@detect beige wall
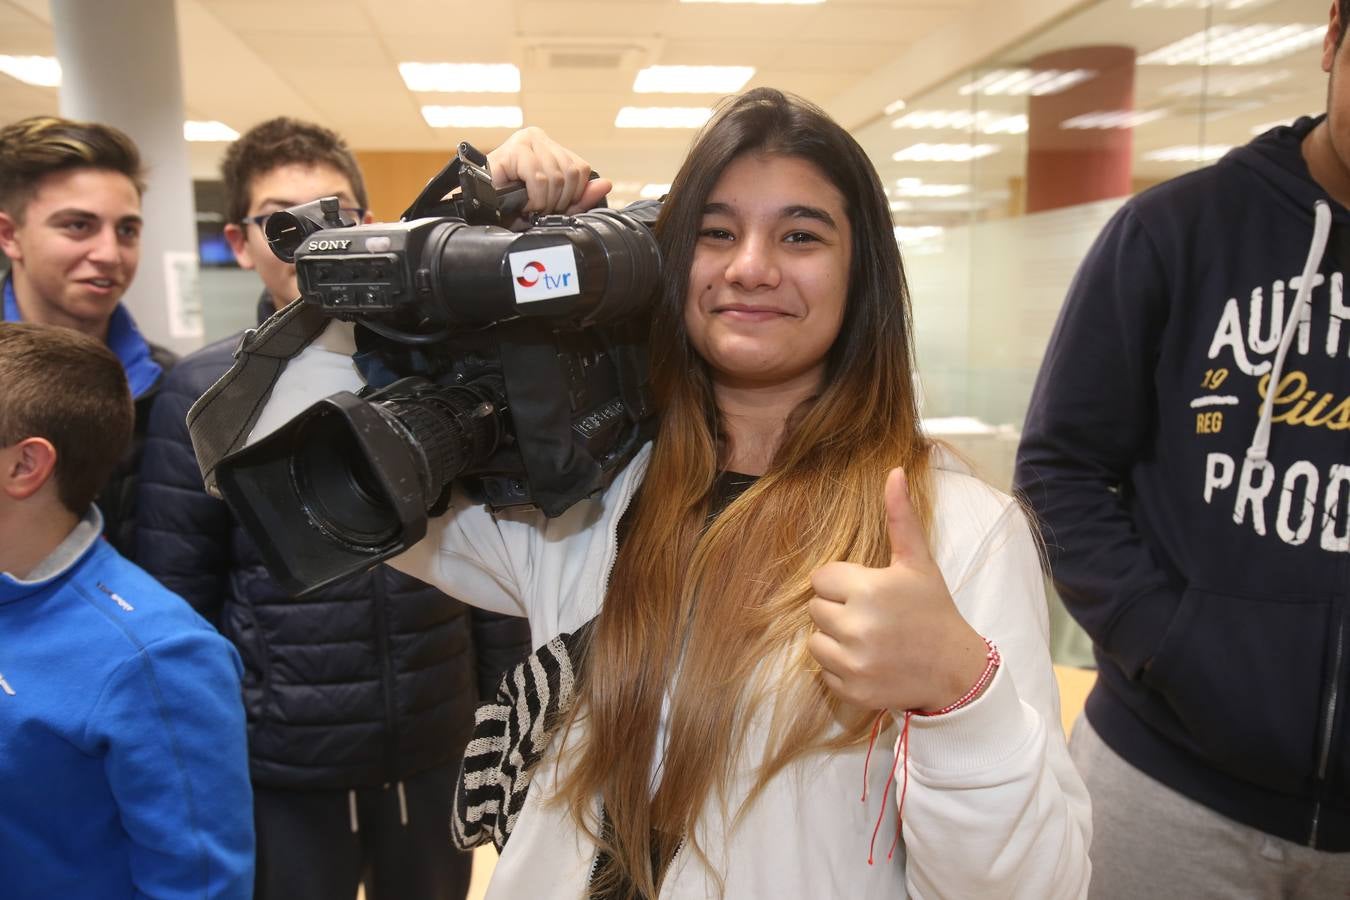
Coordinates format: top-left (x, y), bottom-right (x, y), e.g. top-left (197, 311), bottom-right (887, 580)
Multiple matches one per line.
top-left (354, 150), bottom-right (462, 223)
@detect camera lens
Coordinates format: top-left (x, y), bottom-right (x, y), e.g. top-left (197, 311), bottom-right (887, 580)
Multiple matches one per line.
top-left (290, 411), bottom-right (402, 548)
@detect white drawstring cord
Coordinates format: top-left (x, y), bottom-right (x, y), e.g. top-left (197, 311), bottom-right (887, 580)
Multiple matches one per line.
top-left (397, 781), bottom-right (409, 826)
top-left (1247, 200), bottom-right (1333, 462)
top-left (348, 789), bottom-right (360, 834)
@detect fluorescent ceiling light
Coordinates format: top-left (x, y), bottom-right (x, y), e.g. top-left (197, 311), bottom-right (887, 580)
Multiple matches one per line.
top-left (893, 225), bottom-right (945, 244)
top-left (894, 178), bottom-right (971, 197)
top-left (892, 143), bottom-right (999, 163)
top-left (616, 106), bottom-right (712, 128)
top-left (891, 110), bottom-right (1027, 135)
top-left (1061, 109), bottom-right (1168, 130)
top-left (960, 68), bottom-right (1094, 97)
top-left (640, 183), bottom-right (672, 198)
top-left (1249, 117), bottom-right (1292, 134)
top-left (1162, 69), bottom-right (1290, 97)
top-left (1139, 24), bottom-right (1325, 65)
top-left (1131, 0), bottom-right (1273, 8)
top-left (184, 120), bottom-right (239, 142)
top-left (1144, 144), bottom-right (1233, 162)
top-left (632, 66), bottom-right (754, 93)
top-left (399, 62), bottom-right (520, 93)
top-left (681, 0), bottom-right (825, 5)
top-left (883, 98), bottom-right (907, 115)
top-left (421, 105), bottom-right (523, 128)
top-left (0, 55), bottom-right (61, 87)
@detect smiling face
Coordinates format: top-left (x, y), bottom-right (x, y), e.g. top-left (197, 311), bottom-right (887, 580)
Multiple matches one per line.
top-left (0, 167), bottom-right (142, 340)
top-left (224, 161), bottom-right (364, 310)
top-left (684, 153), bottom-right (852, 399)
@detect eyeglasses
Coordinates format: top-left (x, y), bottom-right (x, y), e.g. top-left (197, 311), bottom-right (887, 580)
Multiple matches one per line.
top-left (239, 207), bottom-right (367, 230)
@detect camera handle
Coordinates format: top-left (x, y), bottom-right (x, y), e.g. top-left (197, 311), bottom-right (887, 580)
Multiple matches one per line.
top-left (400, 141), bottom-right (528, 227)
top-left (401, 141), bottom-right (604, 227)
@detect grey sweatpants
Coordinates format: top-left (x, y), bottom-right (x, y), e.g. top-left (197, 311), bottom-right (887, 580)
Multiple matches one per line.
top-left (1070, 715), bottom-right (1350, 900)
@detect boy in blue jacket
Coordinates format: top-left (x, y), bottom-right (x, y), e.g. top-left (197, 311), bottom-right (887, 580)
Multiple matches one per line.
top-left (0, 322), bottom-right (253, 899)
top-left (1016, 2), bottom-right (1350, 896)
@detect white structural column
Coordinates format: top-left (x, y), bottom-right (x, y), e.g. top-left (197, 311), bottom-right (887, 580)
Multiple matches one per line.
top-left (51, 0), bottom-right (201, 354)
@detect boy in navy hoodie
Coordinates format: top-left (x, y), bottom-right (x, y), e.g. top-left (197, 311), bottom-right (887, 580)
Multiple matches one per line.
top-left (1016, 2), bottom-right (1350, 896)
top-left (0, 322), bottom-right (252, 899)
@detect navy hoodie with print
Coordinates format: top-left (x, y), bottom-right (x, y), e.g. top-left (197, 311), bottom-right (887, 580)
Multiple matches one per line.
top-left (1015, 115), bottom-right (1350, 850)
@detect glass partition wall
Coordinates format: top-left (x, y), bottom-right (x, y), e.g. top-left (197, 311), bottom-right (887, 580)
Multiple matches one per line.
top-left (857, 0), bottom-right (1326, 436)
top-left (853, 0), bottom-right (1329, 662)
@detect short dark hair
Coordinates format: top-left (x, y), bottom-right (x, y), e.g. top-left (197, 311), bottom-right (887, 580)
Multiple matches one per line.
top-left (0, 322), bottom-right (133, 515)
top-left (220, 117), bottom-right (368, 225)
top-left (0, 116), bottom-right (145, 223)
top-left (1341, 0), bottom-right (1349, 49)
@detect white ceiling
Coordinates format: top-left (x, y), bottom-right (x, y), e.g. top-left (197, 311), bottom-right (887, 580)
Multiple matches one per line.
top-left (0, 0), bottom-right (1333, 213)
top-left (0, 0), bottom-right (984, 194)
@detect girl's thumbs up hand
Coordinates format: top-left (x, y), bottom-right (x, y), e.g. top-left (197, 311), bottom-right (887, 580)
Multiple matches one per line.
top-left (807, 468), bottom-right (988, 713)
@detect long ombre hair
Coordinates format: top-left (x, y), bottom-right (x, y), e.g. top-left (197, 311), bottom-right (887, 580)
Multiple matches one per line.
top-left (558, 88), bottom-right (934, 898)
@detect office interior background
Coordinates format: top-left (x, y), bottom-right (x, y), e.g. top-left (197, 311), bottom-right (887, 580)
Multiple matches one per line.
top-left (0, 0), bottom-right (1328, 685)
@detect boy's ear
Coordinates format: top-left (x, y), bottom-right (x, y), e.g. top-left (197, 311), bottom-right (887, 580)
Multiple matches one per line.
top-left (1, 437), bottom-right (58, 501)
top-left (1325, 0), bottom-right (1342, 73)
top-left (0, 209), bottom-right (22, 261)
top-left (223, 222), bottom-right (256, 271)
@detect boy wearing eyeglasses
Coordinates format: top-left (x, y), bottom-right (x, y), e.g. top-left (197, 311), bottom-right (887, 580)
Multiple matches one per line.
top-left (136, 117), bottom-right (532, 900)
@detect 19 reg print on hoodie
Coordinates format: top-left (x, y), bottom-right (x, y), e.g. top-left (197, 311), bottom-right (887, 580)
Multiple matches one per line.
top-left (1015, 115), bottom-right (1350, 849)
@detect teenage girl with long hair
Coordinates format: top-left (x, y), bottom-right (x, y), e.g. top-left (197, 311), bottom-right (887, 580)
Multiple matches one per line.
top-left (252, 88), bottom-right (1091, 898)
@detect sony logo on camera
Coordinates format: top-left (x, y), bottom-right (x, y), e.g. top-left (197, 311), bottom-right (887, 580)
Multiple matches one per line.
top-left (509, 244), bottom-right (582, 304)
top-left (306, 239), bottom-right (353, 251)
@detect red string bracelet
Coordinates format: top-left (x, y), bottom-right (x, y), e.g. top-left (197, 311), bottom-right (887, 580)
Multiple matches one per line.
top-left (861, 637), bottom-right (1001, 865)
top-left (912, 637), bottom-right (1001, 718)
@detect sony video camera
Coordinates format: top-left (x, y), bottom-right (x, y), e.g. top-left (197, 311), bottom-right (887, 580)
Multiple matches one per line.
top-left (212, 143), bottom-right (661, 594)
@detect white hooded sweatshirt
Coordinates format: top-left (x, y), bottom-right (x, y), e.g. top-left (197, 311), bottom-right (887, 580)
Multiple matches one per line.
top-left (252, 321), bottom-right (1092, 899)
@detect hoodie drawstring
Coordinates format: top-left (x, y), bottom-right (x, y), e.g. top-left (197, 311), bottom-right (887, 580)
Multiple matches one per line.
top-left (348, 782), bottom-right (408, 832)
top-left (1247, 200), bottom-right (1333, 462)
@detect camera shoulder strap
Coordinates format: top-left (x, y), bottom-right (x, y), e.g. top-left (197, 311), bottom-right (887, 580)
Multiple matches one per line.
top-left (186, 298), bottom-right (331, 497)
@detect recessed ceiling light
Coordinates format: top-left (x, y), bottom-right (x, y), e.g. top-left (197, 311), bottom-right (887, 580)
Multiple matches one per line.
top-left (184, 121), bottom-right (239, 142)
top-left (616, 107), bottom-right (712, 128)
top-left (884, 98), bottom-right (907, 115)
top-left (892, 143), bottom-right (999, 162)
top-left (891, 110), bottom-right (1027, 135)
top-left (1143, 144), bottom-right (1233, 162)
top-left (399, 63), bottom-right (521, 93)
top-left (894, 178), bottom-right (972, 197)
top-left (640, 183), bottom-right (672, 198)
top-left (1139, 24), bottom-right (1325, 65)
top-left (1130, 0), bottom-right (1273, 9)
top-left (893, 225), bottom-right (945, 244)
top-left (1061, 109), bottom-right (1168, 129)
top-left (681, 0), bottom-right (825, 5)
top-left (1249, 117), bottom-right (1292, 134)
top-left (421, 105), bottom-right (523, 128)
top-left (0, 55), bottom-right (61, 87)
top-left (1162, 69), bottom-right (1291, 97)
top-left (960, 68), bottom-right (1094, 97)
top-left (632, 66), bottom-right (754, 93)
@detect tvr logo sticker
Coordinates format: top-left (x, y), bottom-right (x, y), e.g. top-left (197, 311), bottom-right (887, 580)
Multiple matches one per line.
top-left (509, 244), bottom-right (581, 303)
